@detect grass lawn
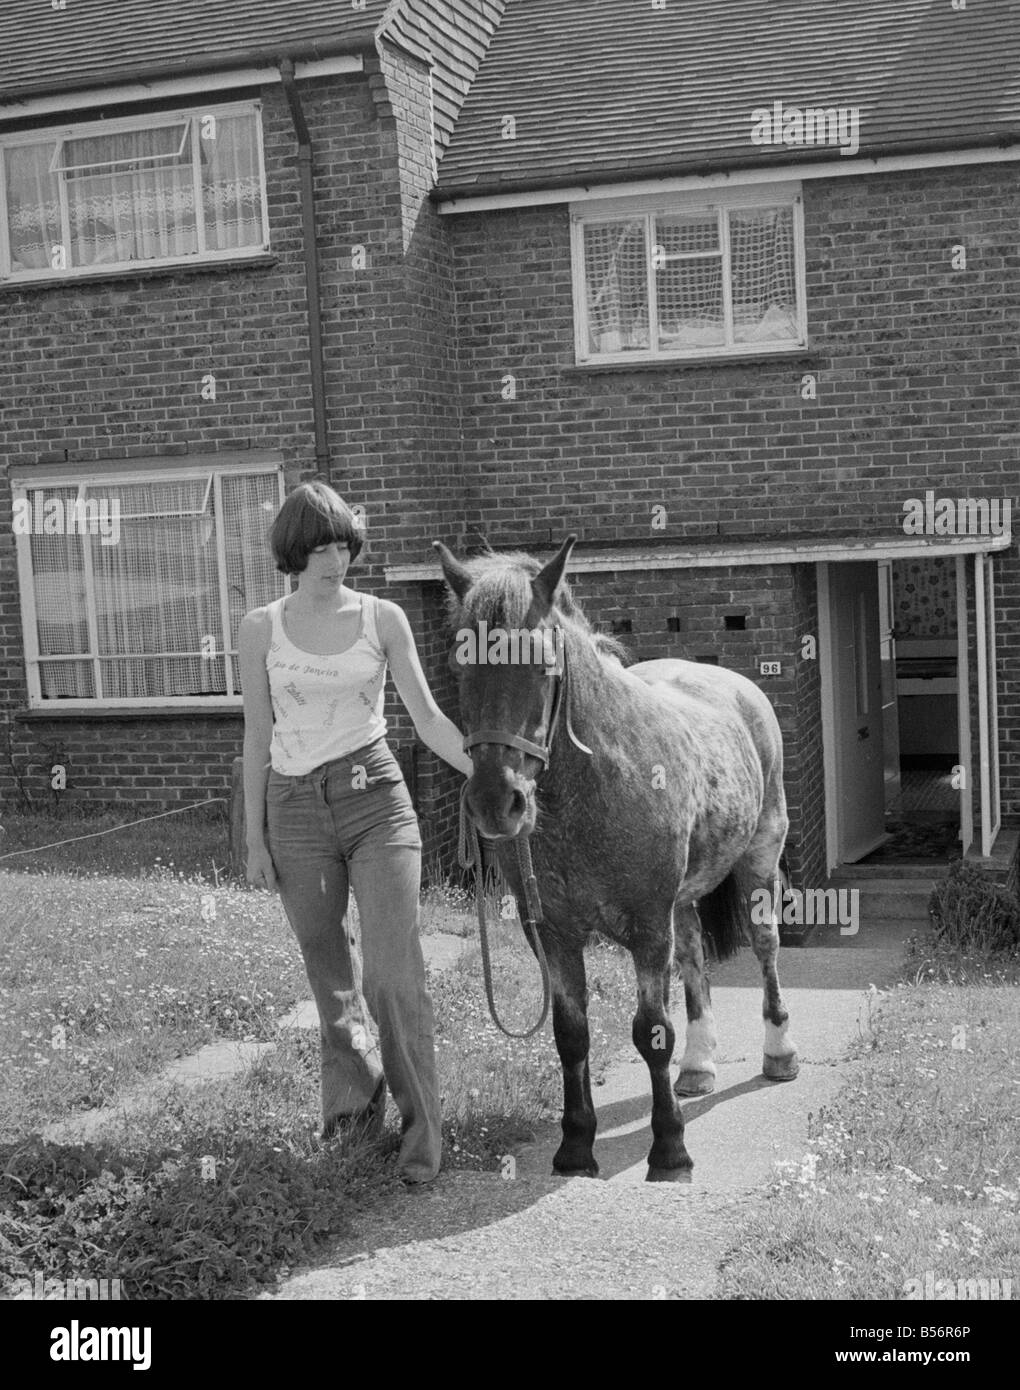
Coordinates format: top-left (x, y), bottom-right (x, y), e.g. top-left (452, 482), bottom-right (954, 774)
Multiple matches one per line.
top-left (0, 804), bottom-right (232, 883)
top-left (0, 807), bottom-right (637, 1297)
top-left (718, 969), bottom-right (1020, 1299)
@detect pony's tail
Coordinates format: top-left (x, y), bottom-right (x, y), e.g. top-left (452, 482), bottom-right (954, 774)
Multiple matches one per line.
top-left (697, 873), bottom-right (747, 962)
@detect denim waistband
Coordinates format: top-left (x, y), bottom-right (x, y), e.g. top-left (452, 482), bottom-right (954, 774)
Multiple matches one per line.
top-left (270, 737), bottom-right (392, 784)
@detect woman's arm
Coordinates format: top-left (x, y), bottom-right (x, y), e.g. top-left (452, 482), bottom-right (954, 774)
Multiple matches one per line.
top-left (237, 607), bottom-right (279, 887)
top-left (377, 600), bottom-right (474, 777)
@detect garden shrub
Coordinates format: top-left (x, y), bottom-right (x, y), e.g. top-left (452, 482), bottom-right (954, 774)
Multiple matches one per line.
top-left (928, 861), bottom-right (1020, 955)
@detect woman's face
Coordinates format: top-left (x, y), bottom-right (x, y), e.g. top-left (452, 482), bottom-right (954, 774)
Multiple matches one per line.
top-left (301, 540), bottom-right (351, 591)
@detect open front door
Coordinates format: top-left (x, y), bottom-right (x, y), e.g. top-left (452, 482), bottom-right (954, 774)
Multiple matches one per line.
top-left (829, 562), bottom-right (887, 863)
top-left (956, 557), bottom-right (974, 855)
top-left (976, 553), bottom-right (1001, 857)
top-left (878, 560), bottom-right (901, 813)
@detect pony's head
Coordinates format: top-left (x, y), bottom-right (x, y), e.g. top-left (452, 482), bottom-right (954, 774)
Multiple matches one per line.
top-left (434, 534), bottom-right (580, 840)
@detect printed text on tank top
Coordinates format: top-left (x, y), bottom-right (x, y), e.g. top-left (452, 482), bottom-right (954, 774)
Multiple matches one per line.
top-left (265, 592), bottom-right (389, 775)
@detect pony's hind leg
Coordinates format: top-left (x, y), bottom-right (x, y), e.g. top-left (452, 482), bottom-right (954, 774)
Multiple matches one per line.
top-left (673, 902), bottom-right (718, 1096)
top-left (736, 822), bottom-right (799, 1083)
top-left (632, 927), bottom-right (693, 1180)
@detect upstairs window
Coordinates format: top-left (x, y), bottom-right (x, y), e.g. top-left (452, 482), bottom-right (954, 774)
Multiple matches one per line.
top-left (1, 102), bottom-right (268, 281)
top-left (571, 185), bottom-right (806, 363)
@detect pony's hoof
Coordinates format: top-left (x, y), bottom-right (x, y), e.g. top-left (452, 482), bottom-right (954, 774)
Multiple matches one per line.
top-left (553, 1163), bottom-right (599, 1179)
top-left (762, 1052), bottom-right (799, 1082)
top-left (646, 1165), bottom-right (693, 1184)
top-left (674, 1069), bottom-right (716, 1096)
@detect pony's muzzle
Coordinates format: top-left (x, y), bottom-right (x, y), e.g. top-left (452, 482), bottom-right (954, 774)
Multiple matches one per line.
top-left (465, 770), bottom-right (535, 840)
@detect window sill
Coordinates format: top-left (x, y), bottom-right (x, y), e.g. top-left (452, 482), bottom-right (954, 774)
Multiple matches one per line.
top-left (565, 349), bottom-right (819, 374)
top-left (16, 706), bottom-right (244, 721)
top-left (0, 253), bottom-right (278, 294)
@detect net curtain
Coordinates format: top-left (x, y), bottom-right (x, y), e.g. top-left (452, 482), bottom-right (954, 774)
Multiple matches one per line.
top-left (5, 114), bottom-right (262, 272)
top-left (30, 474), bottom-right (282, 701)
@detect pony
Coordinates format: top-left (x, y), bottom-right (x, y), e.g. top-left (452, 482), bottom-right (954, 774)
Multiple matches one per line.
top-left (434, 534), bottom-right (799, 1181)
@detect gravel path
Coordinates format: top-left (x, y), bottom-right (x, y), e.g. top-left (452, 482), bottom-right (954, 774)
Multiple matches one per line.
top-left (261, 939), bottom-right (903, 1301)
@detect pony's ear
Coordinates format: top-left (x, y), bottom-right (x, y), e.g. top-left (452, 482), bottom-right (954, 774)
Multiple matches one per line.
top-left (433, 540), bottom-right (473, 601)
top-left (531, 534), bottom-right (578, 613)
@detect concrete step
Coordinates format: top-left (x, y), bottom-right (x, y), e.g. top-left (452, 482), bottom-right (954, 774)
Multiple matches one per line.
top-left (857, 896), bottom-right (934, 922)
top-left (828, 861), bottom-right (954, 882)
top-left (827, 877), bottom-right (937, 925)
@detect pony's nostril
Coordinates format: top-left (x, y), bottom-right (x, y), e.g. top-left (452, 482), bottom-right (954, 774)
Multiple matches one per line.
top-left (509, 789), bottom-right (526, 819)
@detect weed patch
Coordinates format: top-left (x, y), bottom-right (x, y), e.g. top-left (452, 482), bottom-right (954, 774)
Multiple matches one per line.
top-left (718, 982), bottom-right (1019, 1299)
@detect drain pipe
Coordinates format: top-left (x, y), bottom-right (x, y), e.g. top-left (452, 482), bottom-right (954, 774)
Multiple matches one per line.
top-left (279, 58), bottom-right (331, 480)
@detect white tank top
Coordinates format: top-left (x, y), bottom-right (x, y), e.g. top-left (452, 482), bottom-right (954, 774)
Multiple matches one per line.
top-left (265, 592), bottom-right (388, 775)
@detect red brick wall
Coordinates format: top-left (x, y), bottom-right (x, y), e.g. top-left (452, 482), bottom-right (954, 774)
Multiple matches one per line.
top-left (0, 53), bottom-right (462, 826)
top-left (2, 58), bottom-right (1015, 886)
top-left (444, 162), bottom-right (1020, 820)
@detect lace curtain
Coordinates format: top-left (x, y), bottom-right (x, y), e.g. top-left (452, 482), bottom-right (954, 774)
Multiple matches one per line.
top-left (583, 206), bottom-right (797, 354)
top-left (5, 111), bottom-right (263, 272)
top-left (30, 472), bottom-right (284, 700)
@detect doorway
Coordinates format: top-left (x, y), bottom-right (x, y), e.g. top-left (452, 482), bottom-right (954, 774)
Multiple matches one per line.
top-left (818, 552), bottom-right (1001, 871)
top-left (824, 561), bottom-right (889, 863)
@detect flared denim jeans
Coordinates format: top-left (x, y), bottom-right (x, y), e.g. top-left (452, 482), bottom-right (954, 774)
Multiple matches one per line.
top-left (266, 738), bottom-right (441, 1182)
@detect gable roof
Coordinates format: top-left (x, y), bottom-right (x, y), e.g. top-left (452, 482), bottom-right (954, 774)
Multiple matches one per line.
top-left (0, 0), bottom-right (418, 104)
top-left (437, 0), bottom-right (1020, 196)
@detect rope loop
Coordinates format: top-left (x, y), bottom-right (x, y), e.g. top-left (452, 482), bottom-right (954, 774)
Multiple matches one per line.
top-left (458, 782), bottom-right (551, 1040)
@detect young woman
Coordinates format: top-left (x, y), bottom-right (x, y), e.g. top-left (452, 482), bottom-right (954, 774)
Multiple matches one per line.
top-left (238, 482), bottom-right (472, 1184)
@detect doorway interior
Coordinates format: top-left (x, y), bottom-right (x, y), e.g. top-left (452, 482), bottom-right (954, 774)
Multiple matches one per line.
top-left (818, 550), bottom-right (1001, 872)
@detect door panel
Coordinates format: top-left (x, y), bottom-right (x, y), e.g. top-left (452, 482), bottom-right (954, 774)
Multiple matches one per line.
top-left (830, 562), bottom-right (887, 862)
top-left (878, 560), bottom-right (901, 813)
top-left (976, 553), bottom-right (1001, 857)
top-left (956, 556), bottom-right (973, 855)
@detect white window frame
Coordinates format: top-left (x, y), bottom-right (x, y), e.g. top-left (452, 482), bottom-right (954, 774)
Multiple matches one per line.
top-left (570, 182), bottom-right (807, 365)
top-left (0, 100), bottom-right (270, 284)
top-left (12, 457), bottom-right (286, 710)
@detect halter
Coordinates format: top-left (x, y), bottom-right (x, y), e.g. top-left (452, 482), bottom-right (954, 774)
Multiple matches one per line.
top-left (461, 626), bottom-right (593, 767)
top-left (456, 624), bottom-right (592, 1039)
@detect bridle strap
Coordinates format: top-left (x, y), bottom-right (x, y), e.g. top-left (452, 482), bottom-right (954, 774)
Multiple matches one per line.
top-left (456, 625), bottom-right (591, 1039)
top-left (461, 629), bottom-right (591, 767)
top-left (457, 782), bottom-right (551, 1040)
top-left (464, 730), bottom-right (550, 764)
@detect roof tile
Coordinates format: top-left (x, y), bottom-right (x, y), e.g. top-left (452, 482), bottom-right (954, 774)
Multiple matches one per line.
top-left (437, 0), bottom-right (1020, 194)
top-left (0, 0), bottom-right (393, 102)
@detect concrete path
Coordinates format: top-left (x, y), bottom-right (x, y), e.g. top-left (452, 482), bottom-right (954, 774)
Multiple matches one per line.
top-left (40, 916), bottom-right (907, 1298)
top-left (261, 935), bottom-right (906, 1301)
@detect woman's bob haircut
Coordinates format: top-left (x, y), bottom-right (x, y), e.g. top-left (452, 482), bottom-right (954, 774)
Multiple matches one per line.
top-left (269, 482), bottom-right (366, 574)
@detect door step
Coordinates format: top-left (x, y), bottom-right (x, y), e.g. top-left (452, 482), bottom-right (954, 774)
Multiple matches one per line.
top-left (779, 875), bottom-right (936, 947)
top-left (828, 861), bottom-right (956, 882)
top-left (827, 875), bottom-right (936, 924)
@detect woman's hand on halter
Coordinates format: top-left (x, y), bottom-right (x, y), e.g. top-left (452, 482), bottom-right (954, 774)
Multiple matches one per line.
top-left (246, 840), bottom-right (279, 893)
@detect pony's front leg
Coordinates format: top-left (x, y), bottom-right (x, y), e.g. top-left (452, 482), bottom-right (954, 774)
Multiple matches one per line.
top-left (542, 935), bottom-right (598, 1177)
top-left (633, 935), bottom-right (693, 1181)
top-left (673, 903), bottom-right (718, 1096)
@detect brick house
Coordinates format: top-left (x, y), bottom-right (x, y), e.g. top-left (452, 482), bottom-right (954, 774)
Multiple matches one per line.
top-left (1, 0), bottom-right (1017, 893)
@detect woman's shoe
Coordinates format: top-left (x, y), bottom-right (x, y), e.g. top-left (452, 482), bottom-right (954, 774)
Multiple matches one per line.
top-left (321, 1077), bottom-right (386, 1144)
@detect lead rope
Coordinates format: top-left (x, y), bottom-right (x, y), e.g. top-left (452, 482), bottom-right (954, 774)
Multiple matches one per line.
top-left (458, 782), bottom-right (552, 1040)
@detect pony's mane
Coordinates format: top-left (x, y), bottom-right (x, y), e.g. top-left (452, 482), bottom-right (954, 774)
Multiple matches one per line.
top-left (444, 547), bottom-right (629, 664)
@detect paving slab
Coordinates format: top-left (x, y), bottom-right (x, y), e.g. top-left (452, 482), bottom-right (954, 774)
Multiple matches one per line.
top-left (41, 1041), bottom-right (277, 1145)
top-left (40, 931), bottom-right (476, 1143)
